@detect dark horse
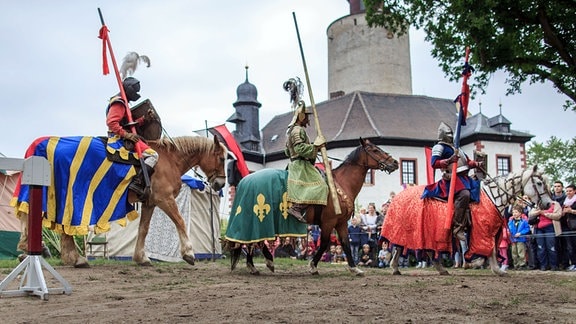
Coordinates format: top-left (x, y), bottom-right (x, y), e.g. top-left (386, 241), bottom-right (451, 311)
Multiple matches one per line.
top-left (14, 135), bottom-right (227, 267)
top-left (226, 138), bottom-right (398, 275)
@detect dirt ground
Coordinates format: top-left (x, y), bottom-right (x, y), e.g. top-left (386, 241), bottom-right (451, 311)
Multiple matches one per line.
top-left (1, 258), bottom-right (575, 324)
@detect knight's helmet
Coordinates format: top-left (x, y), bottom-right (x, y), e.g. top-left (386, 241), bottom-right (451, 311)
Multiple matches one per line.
top-left (119, 52), bottom-right (151, 102)
top-left (284, 77), bottom-right (311, 127)
top-left (437, 122), bottom-right (454, 144)
top-left (122, 77), bottom-right (141, 102)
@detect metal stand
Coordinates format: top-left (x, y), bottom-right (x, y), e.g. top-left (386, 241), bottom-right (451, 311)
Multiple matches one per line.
top-left (0, 156), bottom-right (72, 300)
top-left (0, 255), bottom-right (72, 300)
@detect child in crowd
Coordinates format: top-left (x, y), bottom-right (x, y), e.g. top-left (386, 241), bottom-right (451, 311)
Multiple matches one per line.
top-left (378, 241), bottom-right (391, 268)
top-left (321, 244), bottom-right (337, 262)
top-left (348, 216), bottom-right (362, 265)
top-left (508, 205), bottom-right (531, 269)
top-left (332, 245), bottom-right (347, 264)
top-left (499, 223), bottom-right (511, 271)
top-left (358, 244), bottom-right (373, 267)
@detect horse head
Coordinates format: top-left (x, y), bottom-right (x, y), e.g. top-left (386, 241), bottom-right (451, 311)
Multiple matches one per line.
top-left (358, 138), bottom-right (399, 174)
top-left (201, 136), bottom-right (228, 192)
top-left (520, 165), bottom-right (553, 209)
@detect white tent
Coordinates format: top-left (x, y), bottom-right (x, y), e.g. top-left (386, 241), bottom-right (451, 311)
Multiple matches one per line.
top-left (0, 170), bottom-right (21, 259)
top-left (89, 179), bottom-right (222, 261)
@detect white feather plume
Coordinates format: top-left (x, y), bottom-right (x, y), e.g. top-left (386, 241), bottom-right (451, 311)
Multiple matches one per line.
top-left (120, 52), bottom-right (151, 80)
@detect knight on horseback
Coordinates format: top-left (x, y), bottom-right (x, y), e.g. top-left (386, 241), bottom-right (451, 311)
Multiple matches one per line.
top-left (106, 76), bottom-right (158, 201)
top-left (421, 122), bottom-right (483, 241)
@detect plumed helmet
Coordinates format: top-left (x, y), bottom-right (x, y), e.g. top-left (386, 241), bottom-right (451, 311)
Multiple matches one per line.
top-left (437, 122), bottom-right (454, 143)
top-left (122, 77), bottom-right (141, 102)
top-left (288, 100), bottom-right (312, 127)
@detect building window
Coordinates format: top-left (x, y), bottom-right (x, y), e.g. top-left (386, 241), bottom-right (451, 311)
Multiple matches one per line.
top-left (364, 169), bottom-right (374, 185)
top-left (400, 159), bottom-right (417, 185)
top-left (496, 155), bottom-right (511, 176)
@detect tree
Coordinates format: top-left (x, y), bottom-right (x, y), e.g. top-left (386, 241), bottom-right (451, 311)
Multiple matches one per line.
top-left (526, 136), bottom-right (576, 185)
top-left (364, 0), bottom-right (576, 111)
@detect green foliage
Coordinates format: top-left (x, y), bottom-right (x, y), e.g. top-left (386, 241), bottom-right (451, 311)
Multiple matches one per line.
top-left (526, 136), bottom-right (576, 185)
top-left (364, 0), bottom-right (576, 111)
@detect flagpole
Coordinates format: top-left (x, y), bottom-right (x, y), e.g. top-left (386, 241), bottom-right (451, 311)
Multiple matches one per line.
top-left (443, 47), bottom-right (471, 240)
top-left (292, 12), bottom-right (341, 215)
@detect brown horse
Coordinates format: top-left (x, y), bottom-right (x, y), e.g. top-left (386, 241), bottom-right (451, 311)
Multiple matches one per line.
top-left (15, 135), bottom-right (227, 267)
top-left (383, 165), bottom-right (553, 276)
top-left (227, 138), bottom-right (398, 275)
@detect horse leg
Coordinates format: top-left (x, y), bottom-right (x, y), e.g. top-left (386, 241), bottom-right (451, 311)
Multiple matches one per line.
top-left (245, 244), bottom-right (259, 275)
top-left (134, 204), bottom-right (155, 266)
top-left (391, 245), bottom-right (403, 275)
top-left (61, 233), bottom-right (89, 268)
top-left (310, 230), bottom-right (331, 275)
top-left (428, 251), bottom-right (449, 275)
top-left (154, 199), bottom-right (196, 265)
top-left (489, 246), bottom-right (508, 276)
top-left (261, 243), bottom-right (275, 273)
top-left (335, 222), bottom-right (364, 276)
top-left (229, 241), bottom-right (242, 271)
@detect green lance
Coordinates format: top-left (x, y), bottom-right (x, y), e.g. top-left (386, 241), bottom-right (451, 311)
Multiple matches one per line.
top-left (292, 12), bottom-right (341, 215)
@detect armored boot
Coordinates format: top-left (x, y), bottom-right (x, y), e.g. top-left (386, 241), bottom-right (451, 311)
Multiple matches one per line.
top-left (288, 203), bottom-right (309, 223)
top-left (128, 164), bottom-right (154, 201)
top-left (452, 208), bottom-right (468, 241)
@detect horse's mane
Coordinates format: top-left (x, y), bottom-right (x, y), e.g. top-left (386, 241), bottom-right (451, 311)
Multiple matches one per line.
top-left (150, 136), bottom-right (215, 155)
top-left (338, 145), bottom-right (363, 167)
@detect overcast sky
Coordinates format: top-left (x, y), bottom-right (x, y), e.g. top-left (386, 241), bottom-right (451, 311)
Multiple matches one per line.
top-left (1, 1), bottom-right (573, 159)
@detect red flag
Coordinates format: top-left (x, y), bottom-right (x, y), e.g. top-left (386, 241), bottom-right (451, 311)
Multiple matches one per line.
top-left (98, 26), bottom-right (110, 75)
top-left (209, 124), bottom-right (249, 178)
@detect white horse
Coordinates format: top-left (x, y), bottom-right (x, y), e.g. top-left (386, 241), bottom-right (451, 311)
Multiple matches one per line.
top-left (383, 165), bottom-right (553, 276)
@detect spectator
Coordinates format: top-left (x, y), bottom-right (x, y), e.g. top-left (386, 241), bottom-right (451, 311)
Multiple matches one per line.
top-left (321, 244), bottom-right (336, 263)
top-left (561, 184), bottom-right (576, 271)
top-left (378, 241), bottom-right (391, 268)
top-left (551, 181), bottom-right (568, 269)
top-left (508, 205), bottom-right (531, 270)
top-left (358, 244), bottom-right (374, 267)
top-left (348, 216), bottom-right (362, 265)
top-left (361, 202), bottom-right (381, 249)
top-left (41, 240), bottom-right (52, 258)
top-left (332, 245), bottom-right (347, 264)
top-left (499, 220), bottom-right (511, 271)
top-left (274, 237), bottom-right (297, 259)
top-left (529, 201), bottom-right (563, 271)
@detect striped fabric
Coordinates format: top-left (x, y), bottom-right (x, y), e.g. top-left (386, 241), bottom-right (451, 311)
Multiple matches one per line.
top-left (12, 136), bottom-right (138, 235)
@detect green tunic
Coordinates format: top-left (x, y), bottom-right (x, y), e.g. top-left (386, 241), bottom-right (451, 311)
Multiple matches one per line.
top-left (285, 126), bottom-right (328, 205)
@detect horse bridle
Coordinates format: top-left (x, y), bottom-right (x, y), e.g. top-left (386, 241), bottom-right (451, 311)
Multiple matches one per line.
top-left (524, 170), bottom-right (550, 208)
top-left (362, 143), bottom-right (395, 174)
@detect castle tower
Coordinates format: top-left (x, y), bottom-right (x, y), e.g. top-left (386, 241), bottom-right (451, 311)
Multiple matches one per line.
top-left (228, 66), bottom-right (262, 152)
top-left (327, 0), bottom-right (413, 98)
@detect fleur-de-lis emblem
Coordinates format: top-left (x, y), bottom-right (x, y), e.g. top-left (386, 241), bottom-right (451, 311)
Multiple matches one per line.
top-left (235, 205), bottom-right (242, 216)
top-left (253, 193), bottom-right (270, 222)
top-left (280, 192), bottom-right (291, 219)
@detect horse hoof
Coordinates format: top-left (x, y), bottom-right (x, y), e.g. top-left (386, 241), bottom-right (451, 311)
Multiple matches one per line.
top-left (182, 255), bottom-right (196, 266)
top-left (439, 270), bottom-right (450, 275)
top-left (310, 270), bottom-right (319, 276)
top-left (265, 259), bottom-right (275, 273)
top-left (138, 261), bottom-right (153, 267)
top-left (74, 262), bottom-right (90, 269)
top-left (347, 267), bottom-right (364, 277)
top-left (392, 270), bottom-right (402, 275)
top-left (250, 270), bottom-right (260, 276)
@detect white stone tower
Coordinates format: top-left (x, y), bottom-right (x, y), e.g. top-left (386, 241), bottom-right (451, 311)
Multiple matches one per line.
top-left (327, 0), bottom-right (412, 98)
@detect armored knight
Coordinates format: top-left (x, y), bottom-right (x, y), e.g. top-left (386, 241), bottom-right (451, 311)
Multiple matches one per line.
top-left (421, 122), bottom-right (483, 241)
top-left (105, 53), bottom-right (158, 201)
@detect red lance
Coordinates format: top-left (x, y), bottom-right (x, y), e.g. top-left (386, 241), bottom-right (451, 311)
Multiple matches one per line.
top-left (442, 47), bottom-right (472, 241)
top-left (97, 8), bottom-right (143, 159)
